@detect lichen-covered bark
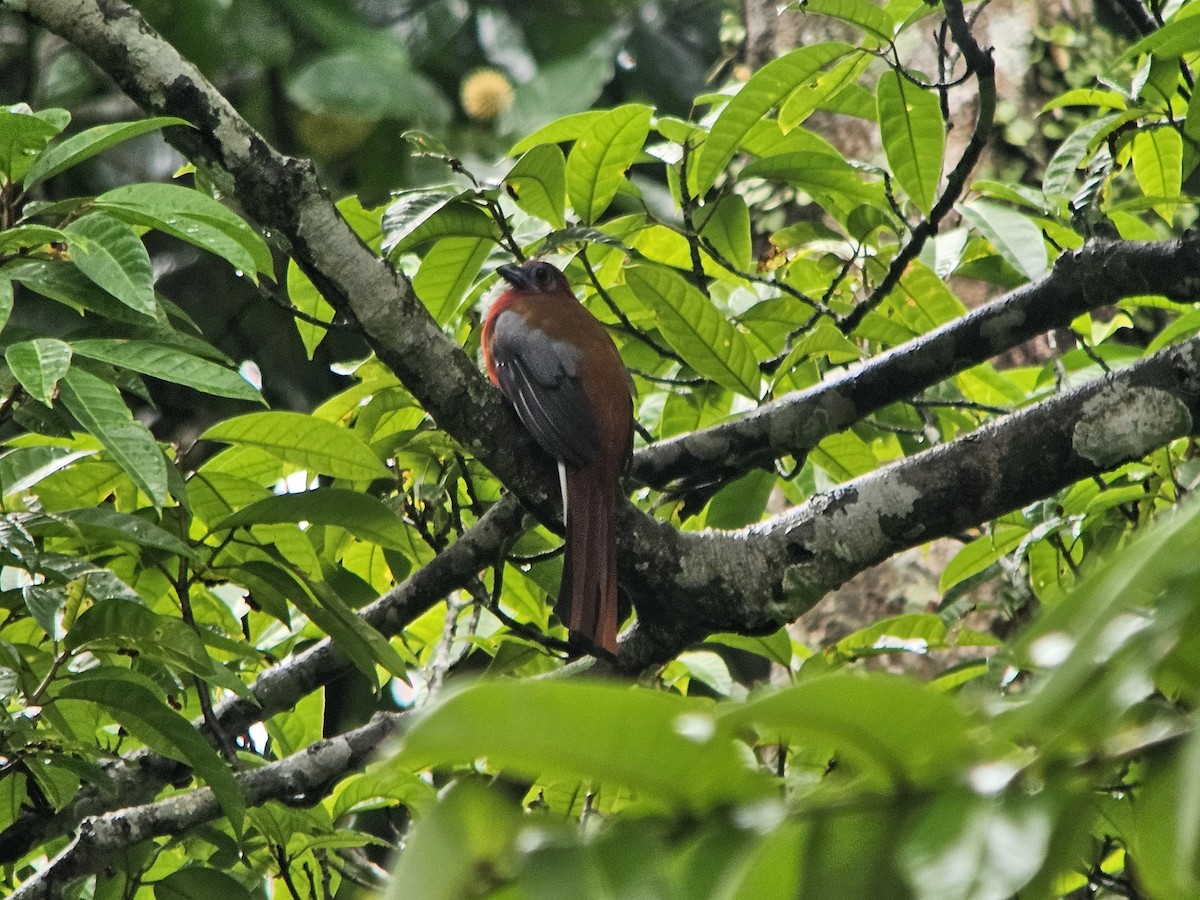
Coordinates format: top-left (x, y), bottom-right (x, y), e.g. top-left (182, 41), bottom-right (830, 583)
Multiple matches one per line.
top-left (616, 334), bottom-right (1200, 671)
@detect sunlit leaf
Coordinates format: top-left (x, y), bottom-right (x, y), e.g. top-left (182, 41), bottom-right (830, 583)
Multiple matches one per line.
top-left (25, 116), bottom-right (190, 188)
top-left (201, 411), bottom-right (391, 482)
top-left (506, 144), bottom-right (567, 228)
top-left (625, 264), bottom-right (761, 399)
top-left (5, 338), bottom-right (72, 406)
top-left (412, 236), bottom-right (491, 325)
top-left (697, 43), bottom-right (854, 192)
top-left (877, 66), bottom-right (944, 215)
top-left (70, 338), bottom-right (263, 403)
top-left (566, 104), bottom-right (653, 224)
top-left (58, 367), bottom-right (168, 509)
top-left (62, 213), bottom-right (157, 317)
top-left (791, 0), bottom-right (895, 42)
top-left (1132, 127), bottom-right (1183, 223)
top-left (95, 182), bottom-right (272, 280)
top-left (958, 200), bottom-right (1048, 282)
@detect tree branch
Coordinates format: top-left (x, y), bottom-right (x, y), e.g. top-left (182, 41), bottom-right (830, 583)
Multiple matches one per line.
top-left (841, 0), bottom-right (996, 333)
top-left (633, 232), bottom-right (1200, 491)
top-left (13, 0), bottom-right (1200, 876)
top-left (0, 495), bottom-right (525, 865)
top-left (10, 712), bottom-right (405, 900)
top-left (617, 332), bottom-right (1200, 670)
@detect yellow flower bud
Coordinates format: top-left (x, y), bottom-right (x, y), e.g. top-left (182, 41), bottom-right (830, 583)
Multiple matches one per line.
top-left (460, 68), bottom-right (514, 123)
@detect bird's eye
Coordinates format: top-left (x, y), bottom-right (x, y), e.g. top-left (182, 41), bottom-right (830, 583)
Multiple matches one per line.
top-left (532, 263), bottom-right (554, 289)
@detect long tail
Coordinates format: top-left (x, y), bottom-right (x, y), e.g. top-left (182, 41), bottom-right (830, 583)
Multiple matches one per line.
top-left (560, 464), bottom-right (619, 656)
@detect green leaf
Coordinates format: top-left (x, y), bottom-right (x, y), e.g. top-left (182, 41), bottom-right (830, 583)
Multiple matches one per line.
top-left (411, 236), bottom-right (491, 325)
top-left (1128, 723), bottom-right (1200, 900)
top-left (697, 43), bottom-right (853, 193)
top-left (95, 183), bottom-right (272, 281)
top-left (774, 321), bottom-right (863, 381)
top-left (1039, 88), bottom-right (1128, 114)
top-left (65, 599), bottom-right (240, 694)
top-left (0, 107), bottom-right (67, 182)
top-left (0, 446), bottom-right (92, 496)
top-left (397, 680), bottom-right (773, 807)
top-left (873, 259), bottom-right (966, 331)
top-left (332, 763), bottom-right (435, 820)
top-left (698, 194), bottom-right (752, 270)
top-left (57, 674), bottom-right (244, 836)
top-left (508, 110), bottom-right (606, 155)
top-left (5, 338), bottom-right (72, 405)
top-left (285, 262), bottom-right (334, 360)
top-left (23, 584), bottom-right (65, 638)
top-left (876, 67), bottom-right (944, 215)
top-left (958, 200), bottom-right (1048, 282)
top-left (385, 781), bottom-right (521, 900)
top-left (69, 338), bottom-right (262, 403)
top-left (793, 0), bottom-right (895, 42)
top-left (704, 469), bottom-right (776, 529)
top-left (626, 265), bottom-right (760, 399)
top-left (1132, 127), bottom-right (1183, 223)
top-left (3, 258), bottom-right (155, 324)
top-left (505, 144), bottom-right (567, 228)
top-left (720, 672), bottom-right (976, 785)
top-left (201, 411), bottom-right (391, 482)
top-left (940, 523), bottom-right (1028, 593)
top-left (28, 507), bottom-right (193, 557)
top-left (0, 275), bottom-right (10, 333)
top-left (24, 116), bottom-right (190, 188)
top-left (831, 613), bottom-right (952, 661)
top-left (58, 367), bottom-right (169, 509)
top-left (1002, 494), bottom-right (1200, 747)
top-left (1119, 13), bottom-right (1200, 63)
top-left (779, 51), bottom-right (874, 132)
top-left (382, 190), bottom-right (497, 256)
top-left (706, 628), bottom-right (794, 667)
top-left (154, 868), bottom-right (255, 900)
top-left (1042, 113), bottom-right (1122, 198)
top-left (900, 789), bottom-right (1059, 900)
top-left (0, 224), bottom-right (65, 255)
top-left (566, 104), bottom-right (654, 224)
top-left (742, 152), bottom-right (886, 206)
top-left (214, 488), bottom-right (409, 549)
top-left (286, 48), bottom-right (447, 122)
top-left (62, 213), bottom-right (157, 317)
top-left (810, 429), bottom-right (878, 480)
top-left (250, 550), bottom-right (409, 681)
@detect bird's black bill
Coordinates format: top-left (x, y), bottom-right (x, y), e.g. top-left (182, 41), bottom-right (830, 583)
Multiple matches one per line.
top-left (497, 263), bottom-right (533, 290)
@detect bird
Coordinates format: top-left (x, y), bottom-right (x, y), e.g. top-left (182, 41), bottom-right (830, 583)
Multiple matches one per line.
top-left (481, 259), bottom-right (634, 657)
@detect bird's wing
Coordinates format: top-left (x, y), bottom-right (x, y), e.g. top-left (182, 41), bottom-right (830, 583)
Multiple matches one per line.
top-left (488, 309), bottom-right (600, 469)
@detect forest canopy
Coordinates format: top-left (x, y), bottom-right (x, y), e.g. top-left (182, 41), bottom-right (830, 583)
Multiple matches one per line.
top-left (1, 0), bottom-right (1200, 897)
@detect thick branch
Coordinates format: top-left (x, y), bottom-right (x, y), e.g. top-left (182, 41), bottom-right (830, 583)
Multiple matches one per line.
top-left (617, 333), bottom-right (1200, 669)
top-left (634, 233), bottom-right (1200, 490)
top-left (10, 712), bottom-right (404, 900)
